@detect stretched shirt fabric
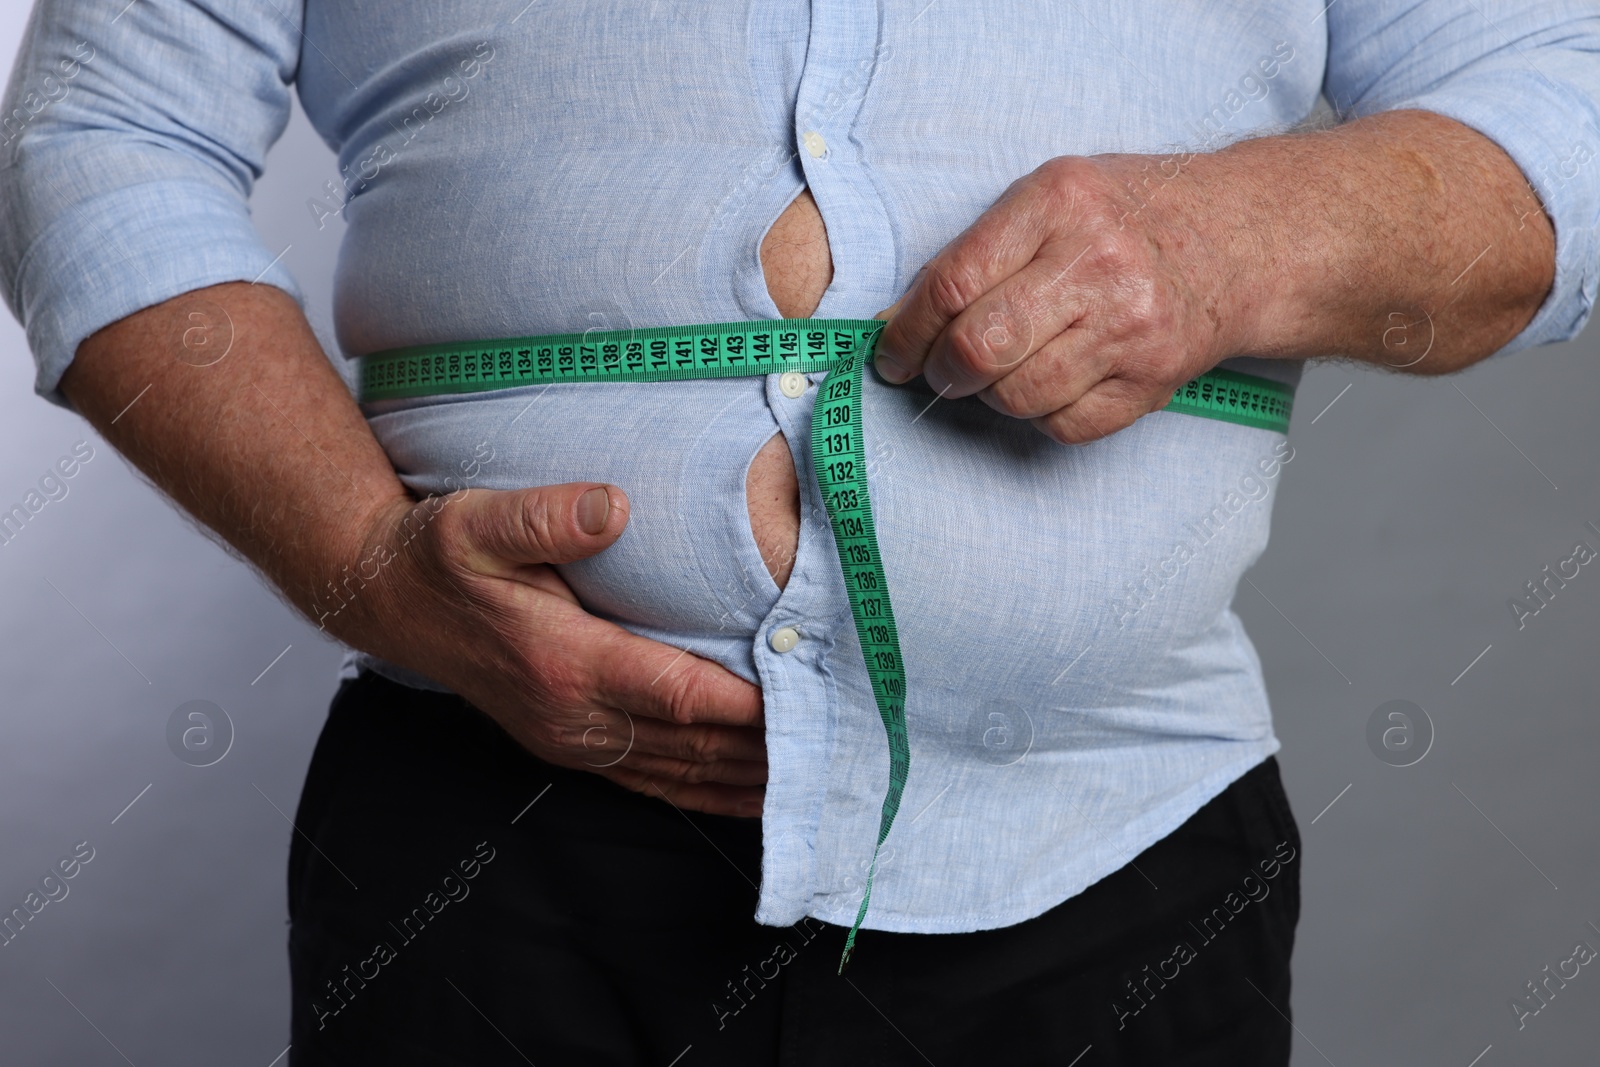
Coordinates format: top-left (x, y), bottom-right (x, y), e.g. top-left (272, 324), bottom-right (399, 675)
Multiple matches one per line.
top-left (4, 1), bottom-right (1599, 934)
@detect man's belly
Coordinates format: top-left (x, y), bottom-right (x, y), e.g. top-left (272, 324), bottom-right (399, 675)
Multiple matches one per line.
top-left (360, 319), bottom-right (1289, 710)
top-left (745, 185), bottom-right (832, 590)
top-left (356, 179), bottom-right (1293, 734)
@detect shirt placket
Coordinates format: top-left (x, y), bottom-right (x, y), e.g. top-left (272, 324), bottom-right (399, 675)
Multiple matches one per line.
top-left (752, 362), bottom-right (852, 926)
top-left (794, 0), bottom-right (897, 319)
top-left (752, 2), bottom-right (894, 926)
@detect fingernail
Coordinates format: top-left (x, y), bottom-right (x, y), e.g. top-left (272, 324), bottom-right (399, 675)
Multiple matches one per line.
top-left (874, 353), bottom-right (910, 384)
top-left (577, 486), bottom-right (610, 534)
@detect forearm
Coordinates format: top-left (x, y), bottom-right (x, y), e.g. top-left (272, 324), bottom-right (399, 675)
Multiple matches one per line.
top-left (58, 281), bottom-right (410, 639)
top-left (1179, 108), bottom-right (1557, 374)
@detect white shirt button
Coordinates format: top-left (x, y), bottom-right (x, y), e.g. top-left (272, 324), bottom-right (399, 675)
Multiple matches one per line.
top-left (779, 371), bottom-right (807, 398)
top-left (803, 131), bottom-right (828, 159)
top-left (768, 626), bottom-right (801, 653)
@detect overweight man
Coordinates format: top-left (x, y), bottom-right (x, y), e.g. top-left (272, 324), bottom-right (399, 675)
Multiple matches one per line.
top-left (3, 1), bottom-right (1596, 1064)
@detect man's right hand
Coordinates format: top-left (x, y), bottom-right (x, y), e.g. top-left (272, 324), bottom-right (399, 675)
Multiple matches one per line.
top-left (347, 482), bottom-right (769, 818)
top-left (59, 282), bottom-right (766, 820)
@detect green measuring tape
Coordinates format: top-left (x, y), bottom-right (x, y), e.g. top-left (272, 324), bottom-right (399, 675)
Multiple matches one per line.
top-left (356, 318), bottom-right (1294, 971)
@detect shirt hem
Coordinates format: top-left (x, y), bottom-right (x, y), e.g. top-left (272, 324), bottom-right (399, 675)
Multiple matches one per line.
top-left (766, 738), bottom-right (1283, 934)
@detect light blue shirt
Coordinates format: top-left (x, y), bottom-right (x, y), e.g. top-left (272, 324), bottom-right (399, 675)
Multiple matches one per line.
top-left (4, 0), bottom-right (1598, 934)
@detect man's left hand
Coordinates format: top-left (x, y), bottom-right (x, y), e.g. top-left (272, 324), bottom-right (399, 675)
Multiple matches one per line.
top-left (871, 111), bottom-right (1558, 445)
top-left (871, 153), bottom-right (1240, 445)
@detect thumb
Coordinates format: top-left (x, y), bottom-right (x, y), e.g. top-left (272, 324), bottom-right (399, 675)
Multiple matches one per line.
top-left (452, 482), bottom-right (630, 571)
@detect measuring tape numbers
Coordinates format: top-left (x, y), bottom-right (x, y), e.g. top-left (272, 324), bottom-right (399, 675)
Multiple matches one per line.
top-left (357, 318), bottom-right (1294, 971)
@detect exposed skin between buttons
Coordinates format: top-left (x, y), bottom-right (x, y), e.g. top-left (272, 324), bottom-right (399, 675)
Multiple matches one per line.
top-left (748, 187), bottom-right (832, 591)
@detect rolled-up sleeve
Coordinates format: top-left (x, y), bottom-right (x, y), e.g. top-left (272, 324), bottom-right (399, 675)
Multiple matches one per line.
top-left (1323, 0), bottom-right (1600, 356)
top-left (0, 0), bottom-right (305, 410)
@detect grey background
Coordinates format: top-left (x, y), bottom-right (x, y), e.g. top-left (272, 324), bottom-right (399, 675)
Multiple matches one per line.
top-left (2, 8), bottom-right (1598, 1066)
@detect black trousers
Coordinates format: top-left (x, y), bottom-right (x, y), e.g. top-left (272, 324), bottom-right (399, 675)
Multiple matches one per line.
top-left (288, 671), bottom-right (1301, 1066)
